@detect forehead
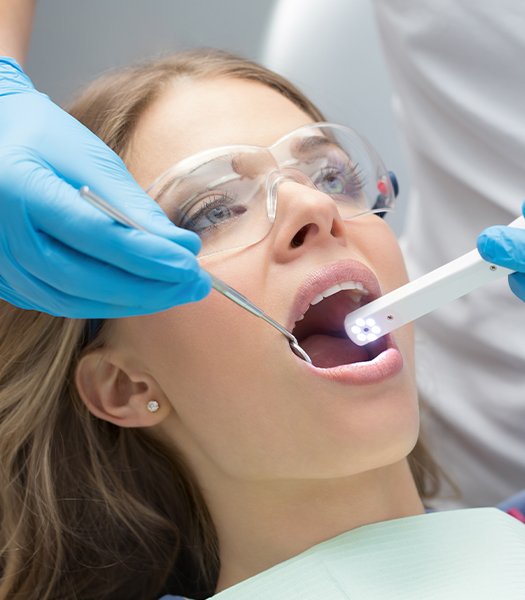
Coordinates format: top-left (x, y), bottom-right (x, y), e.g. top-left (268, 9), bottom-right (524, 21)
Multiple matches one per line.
top-left (127, 77), bottom-right (315, 188)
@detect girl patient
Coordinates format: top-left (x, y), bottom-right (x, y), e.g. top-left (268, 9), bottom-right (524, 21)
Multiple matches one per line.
top-left (0, 50), bottom-right (522, 600)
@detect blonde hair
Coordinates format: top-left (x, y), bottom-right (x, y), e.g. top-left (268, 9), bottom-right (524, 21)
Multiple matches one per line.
top-left (0, 49), bottom-right (445, 599)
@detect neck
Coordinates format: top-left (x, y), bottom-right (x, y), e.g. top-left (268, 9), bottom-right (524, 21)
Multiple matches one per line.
top-left (210, 459), bottom-right (424, 592)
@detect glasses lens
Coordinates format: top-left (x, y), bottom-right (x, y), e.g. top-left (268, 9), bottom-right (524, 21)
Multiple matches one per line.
top-left (148, 148), bottom-right (276, 256)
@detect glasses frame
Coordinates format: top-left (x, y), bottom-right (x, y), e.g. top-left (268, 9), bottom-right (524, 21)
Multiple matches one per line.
top-left (146, 122), bottom-right (397, 256)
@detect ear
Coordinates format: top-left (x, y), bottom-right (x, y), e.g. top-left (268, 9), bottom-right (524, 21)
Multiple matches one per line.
top-left (75, 349), bottom-right (171, 428)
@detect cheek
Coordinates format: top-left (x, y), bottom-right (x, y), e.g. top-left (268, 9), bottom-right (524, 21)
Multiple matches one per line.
top-left (129, 277), bottom-right (283, 443)
top-left (138, 292), bottom-right (258, 395)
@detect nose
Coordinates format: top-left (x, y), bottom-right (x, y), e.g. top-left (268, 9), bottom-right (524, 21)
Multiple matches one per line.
top-left (268, 172), bottom-right (347, 263)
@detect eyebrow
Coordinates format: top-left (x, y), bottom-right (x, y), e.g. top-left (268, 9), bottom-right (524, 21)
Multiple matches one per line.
top-left (172, 155), bottom-right (234, 183)
top-left (292, 135), bottom-right (339, 157)
top-left (153, 154), bottom-right (236, 202)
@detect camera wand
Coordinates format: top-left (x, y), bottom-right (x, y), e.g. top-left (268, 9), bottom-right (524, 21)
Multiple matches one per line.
top-left (345, 214), bottom-right (525, 346)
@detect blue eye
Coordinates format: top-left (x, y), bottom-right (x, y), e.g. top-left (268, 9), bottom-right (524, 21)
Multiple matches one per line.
top-left (181, 193), bottom-right (247, 235)
top-left (204, 204), bottom-right (232, 223)
top-left (316, 169), bottom-right (346, 194)
top-left (314, 163), bottom-right (365, 198)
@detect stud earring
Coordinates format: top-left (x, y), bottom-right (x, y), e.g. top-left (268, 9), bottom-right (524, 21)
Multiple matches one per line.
top-left (147, 400), bottom-right (160, 413)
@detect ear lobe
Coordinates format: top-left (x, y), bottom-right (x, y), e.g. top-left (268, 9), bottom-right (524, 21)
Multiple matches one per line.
top-left (75, 349), bottom-right (169, 428)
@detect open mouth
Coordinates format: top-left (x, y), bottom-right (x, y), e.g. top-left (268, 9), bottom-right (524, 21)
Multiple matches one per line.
top-left (292, 284), bottom-right (388, 369)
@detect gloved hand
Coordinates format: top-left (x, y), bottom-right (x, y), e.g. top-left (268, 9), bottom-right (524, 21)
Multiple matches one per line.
top-left (477, 201), bottom-right (525, 302)
top-left (0, 57), bottom-right (211, 318)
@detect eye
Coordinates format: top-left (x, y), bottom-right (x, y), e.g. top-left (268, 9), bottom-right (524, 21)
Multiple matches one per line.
top-left (202, 203), bottom-right (232, 224)
top-left (181, 193), bottom-right (247, 234)
top-left (315, 167), bottom-right (346, 194)
top-left (313, 162), bottom-right (365, 198)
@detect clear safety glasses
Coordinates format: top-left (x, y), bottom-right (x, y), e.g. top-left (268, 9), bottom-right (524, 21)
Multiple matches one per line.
top-left (147, 122), bottom-right (398, 257)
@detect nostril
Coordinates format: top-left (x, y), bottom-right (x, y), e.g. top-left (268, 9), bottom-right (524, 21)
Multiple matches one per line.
top-left (290, 224), bottom-right (312, 248)
top-left (331, 220), bottom-right (345, 238)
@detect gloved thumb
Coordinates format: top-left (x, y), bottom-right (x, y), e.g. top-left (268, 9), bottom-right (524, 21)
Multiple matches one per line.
top-left (477, 225), bottom-right (525, 273)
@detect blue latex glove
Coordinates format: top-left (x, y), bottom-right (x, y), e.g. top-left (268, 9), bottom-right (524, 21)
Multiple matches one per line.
top-left (477, 201), bottom-right (525, 302)
top-left (0, 57), bottom-right (211, 318)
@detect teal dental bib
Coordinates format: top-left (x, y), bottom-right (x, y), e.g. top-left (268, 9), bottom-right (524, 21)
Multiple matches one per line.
top-left (211, 508), bottom-right (525, 599)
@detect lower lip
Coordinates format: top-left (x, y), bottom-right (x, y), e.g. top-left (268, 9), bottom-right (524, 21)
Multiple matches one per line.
top-left (299, 340), bottom-right (403, 385)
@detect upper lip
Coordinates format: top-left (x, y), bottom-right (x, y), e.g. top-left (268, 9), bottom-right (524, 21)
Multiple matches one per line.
top-left (287, 259), bottom-right (382, 330)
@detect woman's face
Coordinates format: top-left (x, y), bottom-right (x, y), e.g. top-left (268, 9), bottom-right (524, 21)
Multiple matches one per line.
top-left (111, 77), bottom-right (418, 483)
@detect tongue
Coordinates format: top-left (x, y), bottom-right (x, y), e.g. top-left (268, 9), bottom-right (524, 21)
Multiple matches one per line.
top-left (300, 334), bottom-right (370, 368)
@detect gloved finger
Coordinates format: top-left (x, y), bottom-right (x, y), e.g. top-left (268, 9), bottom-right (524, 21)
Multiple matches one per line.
top-left (13, 229), bottom-right (211, 308)
top-left (477, 226), bottom-right (525, 273)
top-left (1, 254), bottom-right (211, 319)
top-left (3, 280), bottom-right (211, 318)
top-left (18, 171), bottom-right (205, 285)
top-left (0, 57), bottom-right (35, 94)
top-left (0, 277), bottom-right (35, 310)
top-left (508, 273), bottom-right (525, 302)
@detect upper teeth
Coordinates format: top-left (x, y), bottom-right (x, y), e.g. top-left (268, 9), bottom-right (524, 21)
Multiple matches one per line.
top-left (295, 281), bottom-right (369, 321)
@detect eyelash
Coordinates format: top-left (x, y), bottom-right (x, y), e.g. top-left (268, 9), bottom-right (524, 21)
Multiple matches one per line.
top-left (347, 163), bottom-right (365, 192)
